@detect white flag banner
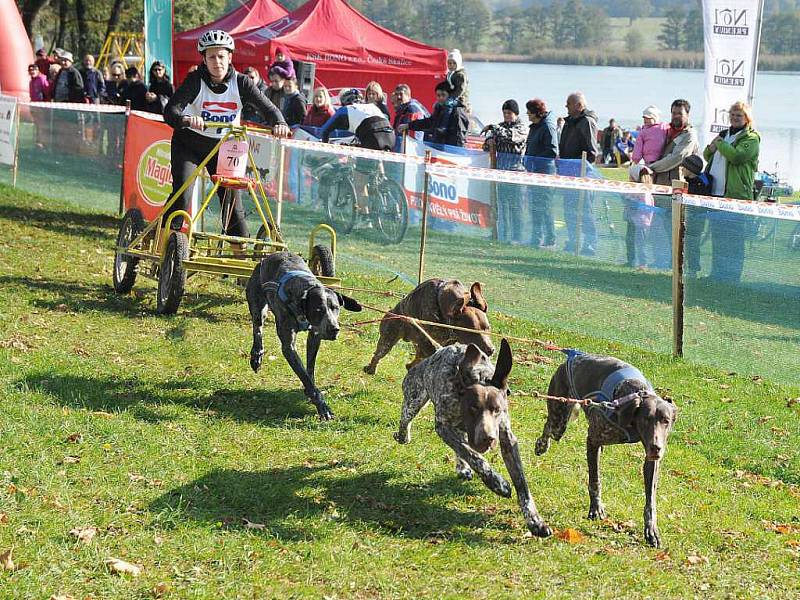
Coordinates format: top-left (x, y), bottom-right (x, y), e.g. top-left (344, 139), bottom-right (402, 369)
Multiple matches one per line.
top-left (702, 0), bottom-right (765, 145)
top-left (0, 95), bottom-right (18, 167)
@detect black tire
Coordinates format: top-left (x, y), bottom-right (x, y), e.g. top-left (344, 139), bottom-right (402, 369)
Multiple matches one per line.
top-left (324, 177), bottom-right (357, 235)
top-left (371, 178), bottom-right (409, 244)
top-left (157, 231), bottom-right (189, 315)
top-left (113, 208), bottom-right (145, 294)
top-left (309, 244), bottom-right (335, 277)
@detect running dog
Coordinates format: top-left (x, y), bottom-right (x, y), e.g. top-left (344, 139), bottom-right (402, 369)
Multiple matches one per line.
top-left (364, 278), bottom-right (494, 375)
top-left (395, 339), bottom-right (552, 537)
top-left (246, 252), bottom-right (361, 420)
top-left (535, 350), bottom-right (677, 547)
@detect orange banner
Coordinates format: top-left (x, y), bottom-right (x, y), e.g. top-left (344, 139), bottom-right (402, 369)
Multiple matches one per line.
top-left (122, 112), bottom-right (175, 222)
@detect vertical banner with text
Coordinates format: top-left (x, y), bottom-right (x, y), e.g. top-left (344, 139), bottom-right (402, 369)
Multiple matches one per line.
top-left (144, 0), bottom-right (173, 85)
top-left (0, 95), bottom-right (18, 167)
top-left (702, 0), bottom-right (765, 144)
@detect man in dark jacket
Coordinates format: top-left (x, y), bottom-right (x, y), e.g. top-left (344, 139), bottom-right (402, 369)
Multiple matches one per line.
top-left (80, 54), bottom-right (106, 104)
top-left (559, 92), bottom-right (599, 255)
top-left (119, 67), bottom-right (148, 111)
top-left (403, 82), bottom-right (469, 147)
top-left (525, 98), bottom-right (559, 248)
top-left (392, 83), bottom-right (429, 151)
top-left (52, 51), bottom-right (85, 103)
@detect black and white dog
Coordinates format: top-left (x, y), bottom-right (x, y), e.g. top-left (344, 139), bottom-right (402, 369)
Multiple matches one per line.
top-left (246, 252), bottom-right (361, 420)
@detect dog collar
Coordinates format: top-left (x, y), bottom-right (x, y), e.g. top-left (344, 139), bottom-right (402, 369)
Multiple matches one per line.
top-left (276, 270), bottom-right (318, 303)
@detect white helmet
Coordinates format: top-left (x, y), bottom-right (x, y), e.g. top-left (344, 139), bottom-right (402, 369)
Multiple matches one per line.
top-left (338, 88), bottom-right (363, 106)
top-left (197, 30), bottom-right (235, 53)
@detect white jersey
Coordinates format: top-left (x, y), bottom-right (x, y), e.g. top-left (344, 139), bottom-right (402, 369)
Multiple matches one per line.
top-left (181, 76), bottom-right (242, 139)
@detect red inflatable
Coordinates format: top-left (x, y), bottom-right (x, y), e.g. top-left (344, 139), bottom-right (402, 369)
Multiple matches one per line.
top-left (0, 0), bottom-right (32, 100)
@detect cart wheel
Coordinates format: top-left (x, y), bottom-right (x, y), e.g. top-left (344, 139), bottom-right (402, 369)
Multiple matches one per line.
top-left (309, 244), bottom-right (335, 277)
top-left (113, 208), bottom-right (145, 294)
top-left (157, 231), bottom-right (189, 315)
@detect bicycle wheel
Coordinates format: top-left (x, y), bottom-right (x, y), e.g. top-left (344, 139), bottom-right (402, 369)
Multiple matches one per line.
top-left (113, 208), bottom-right (144, 293)
top-left (324, 176), bottom-right (357, 235)
top-left (370, 178), bottom-right (409, 244)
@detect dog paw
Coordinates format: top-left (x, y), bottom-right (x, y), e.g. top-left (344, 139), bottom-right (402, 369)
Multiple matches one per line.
top-left (487, 473), bottom-right (512, 498)
top-left (534, 437), bottom-right (550, 456)
top-left (455, 462), bottom-right (473, 481)
top-left (316, 402), bottom-right (335, 421)
top-left (393, 430), bottom-right (410, 444)
top-left (588, 503), bottom-right (607, 521)
top-left (363, 364), bottom-right (376, 375)
top-left (527, 520), bottom-right (553, 538)
top-left (250, 348), bottom-right (264, 373)
top-left (644, 524), bottom-right (661, 548)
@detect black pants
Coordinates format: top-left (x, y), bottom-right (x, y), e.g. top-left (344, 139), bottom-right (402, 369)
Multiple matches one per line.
top-left (165, 130), bottom-right (249, 237)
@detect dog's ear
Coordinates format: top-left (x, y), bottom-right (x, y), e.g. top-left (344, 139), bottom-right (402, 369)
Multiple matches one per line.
top-left (459, 343), bottom-right (484, 386)
top-left (616, 394), bottom-right (642, 429)
top-left (468, 282), bottom-right (488, 313)
top-left (439, 281), bottom-right (467, 319)
top-left (333, 291), bottom-right (362, 312)
top-left (490, 338), bottom-right (512, 390)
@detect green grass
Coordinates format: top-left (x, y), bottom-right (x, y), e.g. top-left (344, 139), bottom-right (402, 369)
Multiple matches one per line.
top-left (1, 185), bottom-right (800, 598)
top-left (607, 17), bottom-right (665, 52)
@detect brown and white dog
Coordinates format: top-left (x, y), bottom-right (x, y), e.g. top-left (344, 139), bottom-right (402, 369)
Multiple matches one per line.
top-left (363, 278), bottom-right (493, 374)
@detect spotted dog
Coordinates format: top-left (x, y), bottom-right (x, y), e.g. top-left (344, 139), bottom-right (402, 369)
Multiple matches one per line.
top-left (246, 251), bottom-right (361, 420)
top-left (395, 339), bottom-right (551, 537)
top-left (535, 350), bottom-right (677, 547)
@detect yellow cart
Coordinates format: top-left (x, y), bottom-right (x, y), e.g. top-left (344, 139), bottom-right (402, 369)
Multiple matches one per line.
top-left (112, 123), bottom-right (338, 314)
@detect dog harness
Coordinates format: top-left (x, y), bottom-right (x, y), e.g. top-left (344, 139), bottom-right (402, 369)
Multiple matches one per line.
top-left (562, 349), bottom-right (654, 442)
top-left (263, 270), bottom-right (319, 332)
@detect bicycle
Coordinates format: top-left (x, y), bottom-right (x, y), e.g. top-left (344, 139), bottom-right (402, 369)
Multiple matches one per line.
top-left (312, 155), bottom-right (409, 244)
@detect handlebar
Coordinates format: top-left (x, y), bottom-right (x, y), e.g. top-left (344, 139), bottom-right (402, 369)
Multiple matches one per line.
top-left (202, 121), bottom-right (273, 135)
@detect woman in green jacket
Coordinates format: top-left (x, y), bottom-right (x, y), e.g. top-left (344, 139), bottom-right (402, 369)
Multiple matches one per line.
top-left (703, 101), bottom-right (760, 283)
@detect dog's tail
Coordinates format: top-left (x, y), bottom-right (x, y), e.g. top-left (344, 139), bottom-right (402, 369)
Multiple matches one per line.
top-left (405, 317), bottom-right (442, 353)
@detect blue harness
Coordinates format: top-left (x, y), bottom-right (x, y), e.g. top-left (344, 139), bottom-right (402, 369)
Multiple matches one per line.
top-left (562, 349), bottom-right (654, 442)
top-left (265, 270), bottom-right (319, 332)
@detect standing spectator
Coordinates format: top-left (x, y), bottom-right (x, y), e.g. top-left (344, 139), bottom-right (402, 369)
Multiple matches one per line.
top-left (391, 84), bottom-right (428, 148)
top-left (680, 154), bottom-right (713, 278)
top-left (80, 54), bottom-right (105, 104)
top-left (28, 63), bottom-right (49, 101)
top-left (268, 45), bottom-right (295, 80)
top-left (242, 66), bottom-right (270, 123)
top-left (600, 118), bottom-right (622, 164)
top-left (145, 61), bottom-right (174, 115)
top-left (645, 98), bottom-right (700, 268)
top-left (524, 98), bottom-right (559, 248)
top-left (703, 101), bottom-right (760, 283)
top-left (52, 51), bottom-right (85, 103)
top-left (104, 62), bottom-right (125, 105)
top-left (266, 71), bottom-right (285, 109)
top-left (624, 167), bottom-right (655, 268)
top-left (402, 81), bottom-right (469, 147)
top-left (556, 116), bottom-right (565, 142)
top-left (35, 49), bottom-right (55, 81)
top-left (559, 91), bottom-right (599, 255)
top-left (302, 87), bottom-right (334, 128)
top-left (365, 81), bottom-right (390, 118)
top-left (482, 99), bottom-right (527, 243)
top-left (280, 76), bottom-right (307, 126)
top-left (445, 49), bottom-right (469, 108)
top-left (47, 63), bottom-right (61, 95)
top-left (119, 66), bottom-right (148, 111)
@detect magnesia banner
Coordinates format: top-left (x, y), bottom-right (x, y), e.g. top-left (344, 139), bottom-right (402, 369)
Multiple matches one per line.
top-left (702, 0), bottom-right (763, 144)
top-left (404, 136), bottom-right (493, 229)
top-left (144, 0), bottom-right (173, 85)
top-left (0, 95), bottom-right (18, 166)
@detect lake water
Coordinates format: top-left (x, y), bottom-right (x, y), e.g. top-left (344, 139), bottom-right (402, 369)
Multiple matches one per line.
top-left (467, 62), bottom-right (800, 188)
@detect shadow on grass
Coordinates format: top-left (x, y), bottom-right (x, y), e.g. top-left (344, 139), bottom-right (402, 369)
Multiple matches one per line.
top-left (23, 371), bottom-right (383, 427)
top-left (149, 465), bottom-right (493, 544)
top-left (0, 202), bottom-right (119, 242)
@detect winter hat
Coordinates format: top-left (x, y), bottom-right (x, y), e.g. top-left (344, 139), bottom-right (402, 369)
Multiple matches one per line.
top-left (60, 51), bottom-right (73, 62)
top-left (642, 105), bottom-right (661, 121)
top-left (502, 99), bottom-right (519, 115)
top-left (681, 154), bottom-right (705, 176)
top-left (274, 45), bottom-right (290, 59)
top-left (447, 49), bottom-right (463, 70)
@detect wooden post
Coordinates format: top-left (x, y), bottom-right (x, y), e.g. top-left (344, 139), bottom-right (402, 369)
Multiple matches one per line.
top-left (275, 141), bottom-right (286, 228)
top-left (11, 105), bottom-right (20, 188)
top-left (489, 145), bottom-right (499, 241)
top-left (418, 150), bottom-right (432, 285)
top-left (575, 150), bottom-right (587, 255)
top-left (671, 182), bottom-right (687, 357)
top-left (118, 100), bottom-right (131, 215)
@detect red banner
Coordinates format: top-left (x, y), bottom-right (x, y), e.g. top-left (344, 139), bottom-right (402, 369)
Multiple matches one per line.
top-left (122, 112), bottom-right (175, 221)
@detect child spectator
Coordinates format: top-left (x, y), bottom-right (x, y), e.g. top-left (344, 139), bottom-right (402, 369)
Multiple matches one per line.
top-left (445, 49), bottom-right (469, 108)
top-left (401, 81), bottom-right (468, 147)
top-left (268, 45), bottom-right (295, 80)
top-left (624, 165), bottom-right (655, 268)
top-left (365, 81), bottom-right (390, 118)
top-left (303, 87), bottom-right (335, 127)
top-left (631, 105), bottom-right (669, 167)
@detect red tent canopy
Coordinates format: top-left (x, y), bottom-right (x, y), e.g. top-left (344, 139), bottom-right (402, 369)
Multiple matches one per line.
top-left (175, 0), bottom-right (446, 110)
top-left (174, 0), bottom-right (287, 74)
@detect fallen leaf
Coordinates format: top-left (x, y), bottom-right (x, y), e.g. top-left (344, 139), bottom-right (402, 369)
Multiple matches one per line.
top-left (1, 548), bottom-right (15, 571)
top-left (766, 523), bottom-right (800, 535)
top-left (69, 526), bottom-right (97, 544)
top-left (49, 594), bottom-right (75, 600)
top-left (105, 557), bottom-right (142, 577)
top-left (786, 540), bottom-right (800, 548)
top-left (654, 550), bottom-right (671, 561)
top-left (90, 411), bottom-right (114, 418)
top-left (0, 514), bottom-right (7, 525)
top-left (555, 528), bottom-right (585, 543)
top-left (787, 398), bottom-right (800, 408)
top-left (65, 433), bottom-right (83, 443)
top-left (152, 582), bottom-right (170, 597)
top-left (72, 347), bottom-right (90, 357)
top-left (757, 415), bottom-right (774, 425)
top-left (242, 518), bottom-right (266, 530)
top-left (685, 554), bottom-right (709, 566)
top-left (719, 384), bottom-right (730, 389)
top-left (0, 335), bottom-right (32, 351)
top-left (61, 456), bottom-right (81, 465)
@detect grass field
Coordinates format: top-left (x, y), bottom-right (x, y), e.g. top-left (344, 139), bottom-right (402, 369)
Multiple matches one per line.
top-left (1, 184), bottom-right (800, 598)
top-left (607, 17), bottom-right (665, 52)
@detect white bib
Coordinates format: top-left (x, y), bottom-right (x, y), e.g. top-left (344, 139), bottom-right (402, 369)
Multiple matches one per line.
top-left (182, 75), bottom-right (242, 139)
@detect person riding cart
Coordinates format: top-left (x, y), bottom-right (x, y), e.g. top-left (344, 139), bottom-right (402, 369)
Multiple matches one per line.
top-left (162, 29), bottom-right (291, 238)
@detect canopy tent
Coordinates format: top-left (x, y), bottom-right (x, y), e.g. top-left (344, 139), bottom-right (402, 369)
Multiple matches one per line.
top-left (173, 0), bottom-right (287, 75)
top-left (174, 0), bottom-right (446, 110)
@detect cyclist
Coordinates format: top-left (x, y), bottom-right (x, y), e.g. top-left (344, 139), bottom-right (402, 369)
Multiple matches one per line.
top-left (318, 88), bottom-right (396, 151)
top-left (162, 29), bottom-right (290, 237)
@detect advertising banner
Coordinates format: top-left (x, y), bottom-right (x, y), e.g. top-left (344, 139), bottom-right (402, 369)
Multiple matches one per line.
top-left (144, 0), bottom-right (173, 84)
top-left (702, 0), bottom-right (765, 143)
top-left (0, 95), bottom-right (18, 166)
